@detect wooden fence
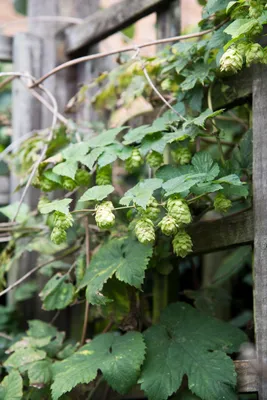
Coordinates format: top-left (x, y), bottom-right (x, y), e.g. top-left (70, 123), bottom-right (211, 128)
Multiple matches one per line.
top-left (0, 0), bottom-right (263, 398)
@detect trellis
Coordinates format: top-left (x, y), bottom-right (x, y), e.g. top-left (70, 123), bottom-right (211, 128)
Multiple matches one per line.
top-left (0, 0), bottom-right (262, 398)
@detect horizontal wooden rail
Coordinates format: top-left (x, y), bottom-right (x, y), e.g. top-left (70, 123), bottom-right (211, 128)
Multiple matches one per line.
top-left (65, 0), bottom-right (174, 53)
top-left (189, 209), bottom-right (253, 254)
top-left (0, 35), bottom-right (13, 62)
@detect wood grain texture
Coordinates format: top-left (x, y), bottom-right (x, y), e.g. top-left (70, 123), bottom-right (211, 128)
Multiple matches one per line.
top-left (188, 210), bottom-right (253, 254)
top-left (253, 63), bottom-right (267, 400)
top-left (235, 360), bottom-right (259, 393)
top-left (65, 0), bottom-right (174, 53)
top-left (0, 35), bottom-right (12, 61)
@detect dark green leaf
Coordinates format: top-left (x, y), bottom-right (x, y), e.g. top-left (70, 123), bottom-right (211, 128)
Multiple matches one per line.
top-left (40, 274), bottom-right (75, 310)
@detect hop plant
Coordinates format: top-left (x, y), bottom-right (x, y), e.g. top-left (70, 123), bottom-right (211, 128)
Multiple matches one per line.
top-left (214, 193), bottom-right (232, 214)
top-left (40, 177), bottom-right (57, 192)
top-left (62, 177), bottom-right (77, 191)
top-left (250, 22), bottom-right (263, 37)
top-left (220, 48), bottom-right (243, 74)
top-left (37, 196), bottom-right (50, 212)
top-left (249, 1), bottom-right (264, 18)
top-left (51, 227), bottom-right (67, 245)
top-left (135, 217), bottom-right (155, 244)
top-left (172, 147), bottom-right (192, 165)
top-left (245, 43), bottom-right (264, 67)
top-left (236, 42), bottom-right (249, 57)
top-left (138, 197), bottom-right (160, 220)
top-left (95, 201), bottom-right (115, 229)
top-left (54, 211), bottom-right (74, 230)
top-left (96, 165), bottom-right (112, 185)
top-left (75, 169), bottom-right (91, 186)
top-left (167, 196), bottom-right (192, 227)
top-left (125, 148), bottom-right (143, 172)
top-left (159, 215), bottom-right (178, 236)
top-left (172, 229), bottom-right (193, 258)
top-left (146, 151), bottom-right (163, 168)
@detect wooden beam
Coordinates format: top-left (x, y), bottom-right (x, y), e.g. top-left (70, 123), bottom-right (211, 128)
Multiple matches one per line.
top-left (65, 0), bottom-right (174, 54)
top-left (0, 35), bottom-right (12, 62)
top-left (235, 360), bottom-right (258, 393)
top-left (188, 210), bottom-right (253, 254)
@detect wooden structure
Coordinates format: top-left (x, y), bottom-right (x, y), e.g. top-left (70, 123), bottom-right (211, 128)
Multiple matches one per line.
top-left (0, 0), bottom-right (262, 397)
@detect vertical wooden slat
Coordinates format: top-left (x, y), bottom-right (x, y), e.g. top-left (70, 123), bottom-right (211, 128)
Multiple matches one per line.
top-left (253, 63), bottom-right (267, 399)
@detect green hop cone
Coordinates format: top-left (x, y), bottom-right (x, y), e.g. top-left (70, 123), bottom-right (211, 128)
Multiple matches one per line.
top-left (159, 215), bottom-right (178, 236)
top-left (138, 197), bottom-right (160, 220)
top-left (220, 48), bottom-right (243, 74)
top-left (245, 43), bottom-right (264, 67)
top-left (40, 177), bottom-right (57, 192)
top-left (214, 193), bottom-right (232, 214)
top-left (172, 229), bottom-right (193, 258)
top-left (96, 165), bottom-right (112, 185)
top-left (146, 151), bottom-right (163, 168)
top-left (135, 217), bottom-right (155, 244)
top-left (249, 1), bottom-right (264, 18)
top-left (62, 177), bottom-right (77, 191)
top-left (236, 42), bottom-right (249, 57)
top-left (250, 22), bottom-right (263, 37)
top-left (75, 169), bottom-right (91, 186)
top-left (95, 201), bottom-right (115, 229)
top-left (171, 147), bottom-right (192, 165)
top-left (51, 227), bottom-right (67, 245)
top-left (54, 211), bottom-right (74, 230)
top-left (125, 148), bottom-right (143, 172)
top-left (167, 196), bottom-right (192, 227)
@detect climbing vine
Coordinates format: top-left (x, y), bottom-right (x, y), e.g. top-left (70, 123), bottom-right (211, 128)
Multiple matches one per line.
top-left (0, 0), bottom-right (263, 399)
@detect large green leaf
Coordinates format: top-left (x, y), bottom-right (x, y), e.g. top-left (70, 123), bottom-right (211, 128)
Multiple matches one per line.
top-left (27, 320), bottom-right (58, 339)
top-left (53, 161), bottom-right (78, 180)
top-left (139, 302), bottom-right (247, 400)
top-left (0, 370), bottom-right (23, 400)
top-left (80, 147), bottom-right (104, 170)
top-left (184, 109), bottom-right (224, 129)
top-left (78, 237), bottom-right (153, 305)
top-left (0, 202), bottom-right (29, 223)
top-left (89, 127), bottom-right (127, 147)
top-left (120, 178), bottom-right (163, 209)
top-left (40, 274), bottom-right (75, 310)
top-left (191, 152), bottom-right (220, 181)
top-left (28, 360), bottom-right (52, 387)
top-left (162, 174), bottom-right (205, 197)
top-left (4, 348), bottom-right (46, 369)
top-left (79, 185), bottom-right (114, 202)
top-left (38, 199), bottom-right (72, 215)
top-left (51, 332), bottom-right (146, 400)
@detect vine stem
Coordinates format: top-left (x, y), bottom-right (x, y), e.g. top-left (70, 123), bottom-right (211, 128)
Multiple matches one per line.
top-left (81, 217), bottom-right (90, 345)
top-left (87, 376), bottom-right (104, 400)
top-left (30, 21), bottom-right (227, 88)
top-left (207, 85), bottom-right (225, 166)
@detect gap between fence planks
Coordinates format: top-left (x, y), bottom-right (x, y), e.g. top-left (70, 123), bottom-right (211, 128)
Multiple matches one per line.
top-left (65, 0), bottom-right (174, 53)
top-left (0, 35), bottom-right (12, 62)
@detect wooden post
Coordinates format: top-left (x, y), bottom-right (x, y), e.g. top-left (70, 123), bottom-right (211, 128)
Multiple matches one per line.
top-left (253, 63), bottom-right (267, 399)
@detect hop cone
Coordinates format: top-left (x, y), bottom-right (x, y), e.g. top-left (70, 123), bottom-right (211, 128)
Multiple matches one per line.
top-left (167, 196), bottom-right (192, 227)
top-left (139, 197), bottom-right (160, 220)
top-left (54, 211), bottom-right (74, 230)
top-left (126, 148), bottom-right (143, 172)
top-left (51, 227), bottom-right (67, 245)
top-left (236, 42), bottom-right (249, 56)
top-left (214, 193), bottom-right (232, 214)
top-left (250, 22), bottom-right (263, 37)
top-left (172, 147), bottom-right (192, 165)
top-left (249, 1), bottom-right (264, 18)
top-left (159, 215), bottom-right (177, 236)
top-left (95, 201), bottom-right (115, 229)
top-left (146, 151), bottom-right (163, 168)
top-left (62, 177), bottom-right (77, 191)
top-left (220, 48), bottom-right (243, 74)
top-left (75, 169), bottom-right (91, 186)
top-left (172, 230), bottom-right (193, 258)
top-left (135, 218), bottom-right (155, 244)
top-left (96, 165), bottom-right (112, 185)
top-left (40, 177), bottom-right (57, 192)
top-left (245, 43), bottom-right (264, 66)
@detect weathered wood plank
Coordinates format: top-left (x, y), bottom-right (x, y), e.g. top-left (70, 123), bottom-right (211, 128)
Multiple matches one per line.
top-left (65, 0), bottom-right (174, 54)
top-left (235, 360), bottom-right (259, 393)
top-left (253, 63), bottom-right (267, 400)
top-left (188, 210), bottom-right (253, 254)
top-left (0, 35), bottom-right (12, 62)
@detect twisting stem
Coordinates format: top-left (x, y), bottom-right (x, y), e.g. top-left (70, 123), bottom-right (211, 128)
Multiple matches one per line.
top-left (81, 217), bottom-right (90, 345)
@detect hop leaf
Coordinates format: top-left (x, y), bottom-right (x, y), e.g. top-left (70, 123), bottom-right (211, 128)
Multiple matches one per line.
top-left (159, 215), bottom-right (178, 236)
top-left (220, 48), bottom-right (243, 74)
top-left (96, 165), bottom-right (112, 185)
top-left (172, 229), bottom-right (193, 258)
top-left (95, 201), bottom-right (115, 229)
top-left (62, 177), bottom-right (77, 191)
top-left (38, 196), bottom-right (50, 212)
top-left (75, 169), bottom-right (91, 186)
top-left (53, 211), bottom-right (74, 230)
top-left (126, 148), bottom-right (143, 172)
top-left (146, 151), bottom-right (163, 168)
top-left (167, 196), bottom-right (192, 227)
top-left (135, 218), bottom-right (155, 244)
top-left (214, 193), bottom-right (232, 214)
top-left (171, 147), bottom-right (192, 165)
top-left (245, 43), bottom-right (264, 66)
top-left (51, 227), bottom-right (67, 245)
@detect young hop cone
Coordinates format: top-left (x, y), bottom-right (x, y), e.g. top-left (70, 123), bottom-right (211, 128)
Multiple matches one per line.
top-left (95, 201), bottom-right (115, 229)
top-left (51, 227), bottom-right (67, 245)
top-left (214, 193), bottom-right (232, 214)
top-left (249, 1), bottom-right (264, 18)
top-left (53, 211), bottom-right (74, 230)
top-left (146, 151), bottom-right (163, 168)
top-left (159, 215), bottom-right (178, 236)
top-left (75, 169), bottom-right (91, 186)
top-left (172, 147), bottom-right (192, 165)
top-left (139, 197), bottom-right (160, 221)
top-left (167, 196), bottom-right (192, 227)
top-left (62, 177), bottom-right (77, 191)
top-left (96, 165), bottom-right (112, 185)
top-left (40, 177), bottom-right (57, 192)
top-left (135, 217), bottom-right (155, 244)
top-left (245, 43), bottom-right (264, 67)
top-left (172, 229), bottom-right (193, 258)
top-left (125, 148), bottom-right (143, 172)
top-left (220, 48), bottom-right (243, 74)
